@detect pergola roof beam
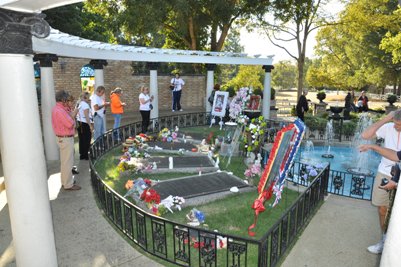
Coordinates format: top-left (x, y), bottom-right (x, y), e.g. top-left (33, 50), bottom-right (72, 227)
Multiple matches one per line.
top-left (32, 29), bottom-right (274, 65)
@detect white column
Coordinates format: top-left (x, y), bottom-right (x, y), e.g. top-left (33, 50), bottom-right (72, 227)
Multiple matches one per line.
top-left (149, 69), bottom-right (159, 119)
top-left (94, 69), bottom-right (104, 88)
top-left (381, 189), bottom-right (401, 266)
top-left (0, 54), bottom-right (57, 266)
top-left (262, 65), bottom-right (274, 119)
top-left (206, 70), bottom-right (214, 113)
top-left (40, 67), bottom-right (59, 160)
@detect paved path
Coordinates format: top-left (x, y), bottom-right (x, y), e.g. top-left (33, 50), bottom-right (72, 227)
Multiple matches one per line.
top-left (281, 194), bottom-right (381, 267)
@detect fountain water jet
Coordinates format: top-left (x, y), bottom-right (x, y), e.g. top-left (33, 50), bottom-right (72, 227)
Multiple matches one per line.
top-left (305, 140), bottom-right (314, 153)
top-left (322, 120), bottom-right (334, 158)
top-left (347, 113), bottom-right (373, 175)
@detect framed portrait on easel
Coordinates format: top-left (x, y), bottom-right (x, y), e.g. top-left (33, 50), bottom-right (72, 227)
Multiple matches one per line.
top-left (211, 91), bottom-right (229, 117)
top-left (248, 95), bottom-right (261, 111)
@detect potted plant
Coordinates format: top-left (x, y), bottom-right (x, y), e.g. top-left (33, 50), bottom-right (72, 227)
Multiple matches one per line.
top-left (387, 94), bottom-right (398, 106)
top-left (316, 90), bottom-right (326, 103)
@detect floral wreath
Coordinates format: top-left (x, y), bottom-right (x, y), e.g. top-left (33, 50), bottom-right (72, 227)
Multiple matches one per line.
top-left (229, 87), bottom-right (251, 120)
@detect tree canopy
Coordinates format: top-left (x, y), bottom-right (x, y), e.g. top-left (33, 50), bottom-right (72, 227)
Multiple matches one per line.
top-left (84, 0), bottom-right (269, 51)
top-left (309, 0), bottom-right (401, 93)
top-left (255, 0), bottom-right (333, 99)
top-left (271, 60), bottom-right (297, 90)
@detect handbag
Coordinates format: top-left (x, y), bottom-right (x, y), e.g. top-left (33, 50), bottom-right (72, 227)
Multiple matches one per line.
top-left (170, 78), bottom-right (175, 90)
top-left (149, 104), bottom-right (153, 110)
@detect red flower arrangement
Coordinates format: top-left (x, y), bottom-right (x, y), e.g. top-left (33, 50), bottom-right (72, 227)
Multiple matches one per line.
top-left (140, 188), bottom-right (161, 204)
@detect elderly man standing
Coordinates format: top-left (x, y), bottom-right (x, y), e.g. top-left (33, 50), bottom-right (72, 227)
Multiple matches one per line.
top-left (361, 109), bottom-right (401, 253)
top-left (52, 90), bottom-right (81, 190)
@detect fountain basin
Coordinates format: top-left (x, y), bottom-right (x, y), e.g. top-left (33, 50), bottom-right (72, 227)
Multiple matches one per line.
top-left (330, 106), bottom-right (344, 118)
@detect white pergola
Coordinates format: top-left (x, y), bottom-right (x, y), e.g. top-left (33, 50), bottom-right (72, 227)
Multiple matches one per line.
top-left (2, 1), bottom-right (400, 267)
top-left (33, 29), bottom-right (274, 65)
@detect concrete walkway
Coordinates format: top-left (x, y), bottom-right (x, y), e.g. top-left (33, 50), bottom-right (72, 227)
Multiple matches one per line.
top-left (281, 194), bottom-right (381, 267)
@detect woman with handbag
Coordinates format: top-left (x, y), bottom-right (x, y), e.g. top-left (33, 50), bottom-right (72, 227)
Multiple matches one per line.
top-left (76, 92), bottom-right (93, 160)
top-left (139, 86), bottom-right (154, 134)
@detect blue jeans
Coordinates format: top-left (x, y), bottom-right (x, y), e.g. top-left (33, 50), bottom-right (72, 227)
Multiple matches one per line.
top-left (172, 90), bottom-right (182, 111)
top-left (112, 114), bottom-right (122, 140)
top-left (93, 115), bottom-right (105, 141)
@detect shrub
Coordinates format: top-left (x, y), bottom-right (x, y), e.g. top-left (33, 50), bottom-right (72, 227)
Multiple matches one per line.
top-left (304, 115), bottom-right (327, 132)
top-left (387, 94), bottom-right (398, 105)
top-left (342, 121), bottom-right (357, 136)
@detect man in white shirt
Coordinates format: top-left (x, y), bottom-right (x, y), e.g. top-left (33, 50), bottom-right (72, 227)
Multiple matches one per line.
top-left (361, 109), bottom-right (401, 254)
top-left (90, 86), bottom-right (109, 140)
top-left (170, 73), bottom-right (185, 112)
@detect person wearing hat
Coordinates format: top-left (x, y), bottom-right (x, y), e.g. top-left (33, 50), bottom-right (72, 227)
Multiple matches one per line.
top-left (52, 90), bottom-right (81, 190)
top-left (170, 73), bottom-right (185, 112)
top-left (358, 91), bottom-right (369, 112)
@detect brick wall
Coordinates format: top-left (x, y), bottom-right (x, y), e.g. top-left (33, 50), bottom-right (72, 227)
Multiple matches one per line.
top-left (51, 57), bottom-right (206, 111)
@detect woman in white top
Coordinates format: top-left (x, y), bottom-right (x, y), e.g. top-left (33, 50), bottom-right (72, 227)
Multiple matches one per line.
top-left (76, 91), bottom-right (93, 160)
top-left (139, 86), bottom-right (154, 134)
top-left (170, 73), bottom-right (185, 112)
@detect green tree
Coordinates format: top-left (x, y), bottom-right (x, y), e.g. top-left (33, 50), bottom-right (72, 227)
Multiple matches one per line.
top-left (85, 0), bottom-right (269, 51)
top-left (44, 3), bottom-right (115, 43)
top-left (224, 65), bottom-right (264, 91)
top-left (256, 0), bottom-right (333, 100)
top-left (312, 0), bottom-right (401, 94)
top-left (271, 60), bottom-right (297, 89)
top-left (219, 25), bottom-right (244, 84)
top-left (380, 9), bottom-right (401, 64)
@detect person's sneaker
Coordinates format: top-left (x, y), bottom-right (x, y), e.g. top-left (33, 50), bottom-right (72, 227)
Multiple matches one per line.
top-left (172, 110), bottom-right (175, 112)
top-left (179, 109), bottom-right (183, 111)
top-left (367, 240), bottom-right (384, 254)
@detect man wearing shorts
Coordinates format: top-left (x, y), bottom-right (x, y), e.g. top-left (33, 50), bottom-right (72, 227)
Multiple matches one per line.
top-left (361, 109), bottom-right (401, 254)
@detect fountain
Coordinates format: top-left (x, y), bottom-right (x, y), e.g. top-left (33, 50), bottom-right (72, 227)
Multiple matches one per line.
top-left (322, 120), bottom-right (334, 158)
top-left (305, 140), bottom-right (314, 153)
top-left (347, 113), bottom-right (373, 175)
top-left (330, 102), bottom-right (344, 119)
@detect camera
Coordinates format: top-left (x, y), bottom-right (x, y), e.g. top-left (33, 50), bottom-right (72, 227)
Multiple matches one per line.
top-left (380, 178), bottom-right (389, 187)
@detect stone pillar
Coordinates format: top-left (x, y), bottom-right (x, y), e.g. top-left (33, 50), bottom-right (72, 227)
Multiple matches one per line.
top-left (33, 54), bottom-right (59, 161)
top-left (262, 65), bottom-right (274, 119)
top-left (205, 64), bottom-right (216, 113)
top-left (90, 59), bottom-right (108, 129)
top-left (0, 8), bottom-right (57, 266)
top-left (147, 62), bottom-right (159, 119)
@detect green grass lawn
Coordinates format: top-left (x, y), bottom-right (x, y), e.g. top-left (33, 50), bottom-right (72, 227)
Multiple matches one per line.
top-left (163, 188), bottom-right (299, 239)
top-left (94, 143), bottom-right (299, 240)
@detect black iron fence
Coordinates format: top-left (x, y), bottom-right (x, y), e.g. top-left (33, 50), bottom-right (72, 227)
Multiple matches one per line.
top-left (288, 161), bottom-right (374, 200)
top-left (89, 112), bottom-right (329, 267)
